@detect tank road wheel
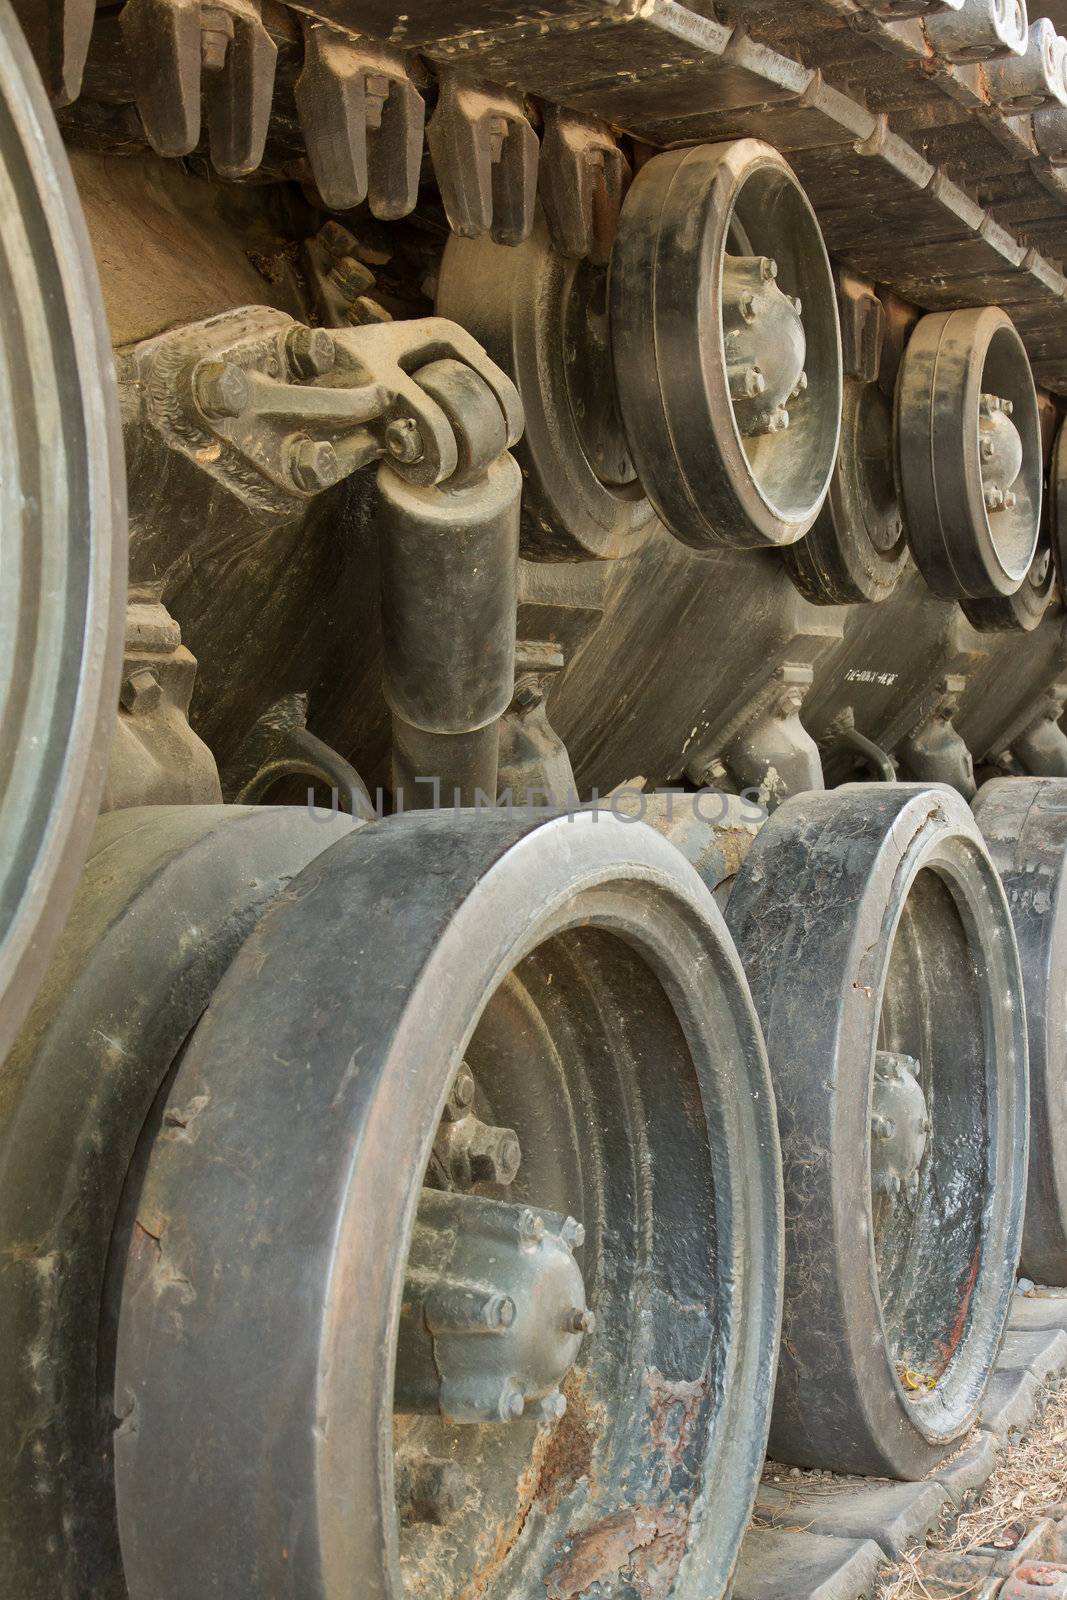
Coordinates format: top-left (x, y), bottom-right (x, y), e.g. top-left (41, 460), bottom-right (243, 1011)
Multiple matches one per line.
top-left (785, 375), bottom-right (909, 605)
top-left (975, 778), bottom-right (1067, 1283)
top-left (726, 784), bottom-right (1027, 1477)
top-left (437, 210), bottom-right (658, 561)
top-left (0, 4), bottom-right (127, 1058)
top-left (0, 805), bottom-right (357, 1599)
top-left (897, 306), bottom-right (1042, 600)
top-left (960, 539), bottom-right (1055, 633)
top-left (610, 139), bottom-right (842, 551)
top-left (113, 812), bottom-right (783, 1600)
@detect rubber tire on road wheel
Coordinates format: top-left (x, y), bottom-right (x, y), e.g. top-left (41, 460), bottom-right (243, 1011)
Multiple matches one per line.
top-left (726, 783), bottom-right (1027, 1478)
top-left (610, 139), bottom-right (841, 551)
top-left (0, 805), bottom-right (357, 1600)
top-left (975, 777), bottom-right (1067, 1284)
top-left (113, 811), bottom-right (783, 1600)
top-left (0, 3), bottom-right (127, 1060)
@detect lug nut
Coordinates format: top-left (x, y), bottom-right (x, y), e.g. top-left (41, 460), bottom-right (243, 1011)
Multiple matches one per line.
top-left (871, 1114), bottom-right (896, 1140)
top-left (761, 256), bottom-right (779, 281)
top-left (768, 408), bottom-right (790, 434)
top-left (285, 325), bottom-right (336, 379)
top-left (1004, 489), bottom-right (1017, 510)
top-left (290, 437), bottom-right (341, 494)
top-left (499, 1386), bottom-right (526, 1422)
top-left (540, 1391), bottom-right (568, 1422)
top-left (739, 290), bottom-right (757, 322)
top-left (193, 359), bottom-right (250, 420)
top-left (568, 1308), bottom-right (595, 1335)
top-left (792, 296), bottom-right (803, 316)
top-left (560, 1216), bottom-right (585, 1250)
top-left (385, 416), bottom-right (425, 465)
top-left (985, 485), bottom-right (1005, 512)
top-left (517, 1208), bottom-right (545, 1246)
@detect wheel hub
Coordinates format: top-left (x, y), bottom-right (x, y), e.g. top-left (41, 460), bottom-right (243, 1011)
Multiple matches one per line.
top-left (979, 393), bottom-right (1023, 514)
top-left (871, 1051), bottom-right (930, 1203)
top-left (723, 253), bottom-right (807, 435)
top-left (397, 1188), bottom-right (591, 1425)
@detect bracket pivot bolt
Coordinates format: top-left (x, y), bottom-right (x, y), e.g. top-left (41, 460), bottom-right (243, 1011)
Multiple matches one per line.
top-left (285, 325), bottom-right (336, 379)
top-left (193, 360), bottom-right (250, 420)
top-left (385, 416), bottom-right (426, 465)
top-left (290, 437), bottom-right (341, 494)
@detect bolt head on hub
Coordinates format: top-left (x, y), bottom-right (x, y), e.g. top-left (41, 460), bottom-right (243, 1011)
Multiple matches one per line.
top-left (871, 1052), bottom-right (930, 1207)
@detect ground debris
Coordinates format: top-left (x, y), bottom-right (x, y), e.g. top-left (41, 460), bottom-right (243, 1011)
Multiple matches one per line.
top-left (878, 1383), bottom-right (1067, 1600)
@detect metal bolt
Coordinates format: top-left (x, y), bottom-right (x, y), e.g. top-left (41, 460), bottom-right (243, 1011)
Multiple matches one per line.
top-left (443, 1063), bottom-right (476, 1121)
top-left (290, 437), bottom-right (341, 494)
top-left (540, 1391), bottom-right (568, 1423)
top-left (499, 1386), bottom-right (526, 1422)
top-left (761, 257), bottom-right (779, 281)
top-left (568, 1308), bottom-right (596, 1335)
top-left (793, 371), bottom-right (809, 397)
top-left (768, 408), bottom-right (790, 434)
top-left (561, 1216), bottom-right (585, 1250)
top-left (1003, 398), bottom-right (1014, 416)
top-left (1004, 489), bottom-right (1017, 510)
top-left (517, 1209), bottom-right (545, 1246)
top-left (985, 485), bottom-right (1005, 512)
top-left (487, 1293), bottom-right (516, 1330)
top-left (285, 325), bottom-right (336, 379)
top-left (468, 1127), bottom-right (522, 1186)
top-left (739, 290), bottom-right (757, 323)
top-left (385, 416), bottom-right (426, 465)
top-left (981, 437), bottom-right (996, 462)
top-left (871, 1114), bottom-right (896, 1140)
top-left (201, 7), bottom-right (233, 71)
top-left (120, 667), bottom-right (163, 715)
top-left (746, 366), bottom-right (767, 397)
top-left (792, 296), bottom-right (803, 316)
top-left (193, 360), bottom-right (250, 420)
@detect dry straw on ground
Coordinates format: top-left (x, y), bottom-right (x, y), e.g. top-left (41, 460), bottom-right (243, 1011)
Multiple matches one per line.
top-left (878, 1381), bottom-right (1067, 1600)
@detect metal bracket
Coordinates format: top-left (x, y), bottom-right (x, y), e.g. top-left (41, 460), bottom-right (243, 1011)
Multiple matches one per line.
top-left (538, 106), bottom-right (631, 265)
top-left (837, 268), bottom-right (885, 383)
top-left (295, 20), bottom-right (424, 217)
top-left (119, 0), bottom-right (277, 176)
top-left (427, 71), bottom-right (539, 247)
top-left (121, 306), bottom-right (522, 517)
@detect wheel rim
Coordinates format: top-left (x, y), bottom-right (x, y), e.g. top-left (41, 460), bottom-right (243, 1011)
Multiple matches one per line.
top-left (437, 211), bottom-right (657, 561)
top-left (610, 139), bottom-right (842, 551)
top-left (785, 375), bottom-right (908, 605)
top-left (113, 812), bottom-right (783, 1600)
top-left (897, 306), bottom-right (1042, 600)
top-left (975, 777), bottom-right (1067, 1284)
top-left (0, 805), bottom-right (357, 1600)
top-left (727, 783), bottom-right (1026, 1477)
top-left (0, 3), bottom-right (126, 1059)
